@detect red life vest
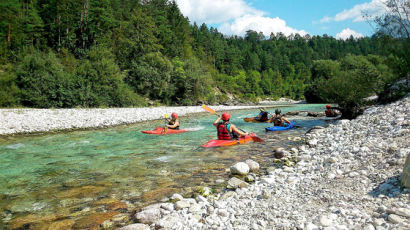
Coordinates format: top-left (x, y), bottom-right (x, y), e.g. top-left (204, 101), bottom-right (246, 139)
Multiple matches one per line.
top-left (325, 109), bottom-right (337, 117)
top-left (217, 123), bottom-right (232, 140)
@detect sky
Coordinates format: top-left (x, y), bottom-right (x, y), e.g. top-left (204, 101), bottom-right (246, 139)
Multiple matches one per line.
top-left (174, 0), bottom-right (389, 39)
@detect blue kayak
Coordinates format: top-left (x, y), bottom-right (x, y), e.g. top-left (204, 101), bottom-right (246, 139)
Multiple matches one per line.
top-left (265, 122), bottom-right (295, 132)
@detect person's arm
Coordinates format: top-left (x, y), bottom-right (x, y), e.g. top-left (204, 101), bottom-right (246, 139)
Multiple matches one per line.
top-left (166, 120), bottom-right (179, 128)
top-left (213, 116), bottom-right (221, 127)
top-left (282, 116), bottom-right (291, 124)
top-left (231, 124), bottom-right (249, 136)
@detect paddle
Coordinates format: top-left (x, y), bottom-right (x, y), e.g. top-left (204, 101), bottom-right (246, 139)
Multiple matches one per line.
top-left (201, 105), bottom-right (265, 143)
top-left (162, 114), bottom-right (169, 134)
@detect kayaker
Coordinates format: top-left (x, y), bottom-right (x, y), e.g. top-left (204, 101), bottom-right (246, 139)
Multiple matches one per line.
top-left (213, 112), bottom-right (249, 140)
top-left (256, 107), bottom-right (269, 122)
top-left (271, 109), bottom-right (291, 126)
top-left (325, 105), bottom-right (338, 117)
top-left (166, 113), bottom-right (180, 130)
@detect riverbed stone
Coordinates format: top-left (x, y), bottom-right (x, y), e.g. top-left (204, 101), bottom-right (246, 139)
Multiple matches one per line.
top-left (135, 208), bottom-right (161, 224)
top-left (387, 214), bottom-right (405, 224)
top-left (245, 159), bottom-right (260, 172)
top-left (220, 191), bottom-right (237, 200)
top-left (260, 177), bottom-right (275, 184)
top-left (402, 154), bottom-right (410, 188)
top-left (118, 223), bottom-right (150, 230)
top-left (245, 174), bottom-right (255, 182)
top-left (160, 203), bottom-right (174, 211)
top-left (175, 200), bottom-right (190, 210)
top-left (230, 162), bottom-right (250, 175)
top-left (227, 177), bottom-right (249, 189)
top-left (170, 193), bottom-right (184, 201)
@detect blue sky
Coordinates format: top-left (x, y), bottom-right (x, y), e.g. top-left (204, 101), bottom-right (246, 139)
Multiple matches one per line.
top-left (175, 0), bottom-right (387, 39)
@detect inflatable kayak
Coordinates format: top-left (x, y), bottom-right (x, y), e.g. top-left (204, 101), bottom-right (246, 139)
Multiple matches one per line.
top-left (201, 133), bottom-right (255, 148)
top-left (265, 122), bottom-right (295, 132)
top-left (141, 127), bottom-right (188, 135)
top-left (243, 117), bottom-right (271, 123)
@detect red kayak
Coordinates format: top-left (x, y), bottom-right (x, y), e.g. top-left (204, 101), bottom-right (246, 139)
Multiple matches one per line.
top-left (201, 133), bottom-right (255, 148)
top-left (141, 127), bottom-right (188, 135)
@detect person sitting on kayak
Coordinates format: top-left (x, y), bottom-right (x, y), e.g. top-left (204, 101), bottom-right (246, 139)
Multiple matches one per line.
top-left (213, 112), bottom-right (249, 140)
top-left (271, 109), bottom-right (291, 126)
top-left (166, 113), bottom-right (180, 130)
top-left (256, 107), bottom-right (269, 122)
top-left (325, 105), bottom-right (338, 117)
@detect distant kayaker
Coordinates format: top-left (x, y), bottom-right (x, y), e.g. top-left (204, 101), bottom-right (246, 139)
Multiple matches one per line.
top-left (256, 108), bottom-right (269, 122)
top-left (325, 105), bottom-right (338, 117)
top-left (271, 109), bottom-right (291, 126)
top-left (213, 112), bottom-right (249, 140)
top-left (166, 113), bottom-right (180, 130)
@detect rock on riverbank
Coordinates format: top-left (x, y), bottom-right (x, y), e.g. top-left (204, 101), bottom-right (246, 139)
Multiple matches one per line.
top-left (0, 105), bottom-right (267, 135)
top-left (122, 96), bottom-right (409, 229)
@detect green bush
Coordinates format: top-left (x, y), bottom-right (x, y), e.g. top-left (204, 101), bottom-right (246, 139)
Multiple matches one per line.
top-left (16, 48), bottom-right (75, 108)
top-left (75, 45), bottom-right (144, 107)
top-left (315, 55), bottom-right (395, 119)
top-left (0, 64), bottom-right (20, 107)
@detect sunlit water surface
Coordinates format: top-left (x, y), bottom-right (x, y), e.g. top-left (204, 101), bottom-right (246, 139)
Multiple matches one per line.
top-left (0, 104), bottom-right (334, 229)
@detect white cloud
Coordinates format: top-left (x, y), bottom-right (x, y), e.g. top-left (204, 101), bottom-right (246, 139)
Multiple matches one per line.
top-left (175, 0), bottom-right (307, 36)
top-left (175, 0), bottom-right (261, 24)
top-left (320, 0), bottom-right (387, 23)
top-left (219, 14), bottom-right (307, 36)
top-left (336, 28), bottom-right (364, 40)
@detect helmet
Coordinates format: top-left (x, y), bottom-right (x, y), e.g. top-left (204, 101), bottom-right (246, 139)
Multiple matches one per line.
top-left (221, 112), bottom-right (231, 121)
top-left (171, 112), bottom-right (178, 119)
top-left (326, 105), bottom-right (331, 109)
top-left (275, 109), bottom-right (281, 114)
top-left (259, 107), bottom-right (266, 112)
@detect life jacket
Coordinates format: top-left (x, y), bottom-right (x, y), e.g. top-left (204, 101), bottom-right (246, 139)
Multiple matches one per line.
top-left (259, 112), bottom-right (269, 121)
top-left (272, 115), bottom-right (282, 126)
top-left (168, 120), bottom-right (180, 130)
top-left (217, 122), bottom-right (233, 140)
top-left (325, 109), bottom-right (337, 117)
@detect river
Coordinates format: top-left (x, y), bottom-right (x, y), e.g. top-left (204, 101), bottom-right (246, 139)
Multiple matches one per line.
top-left (0, 104), bottom-right (333, 229)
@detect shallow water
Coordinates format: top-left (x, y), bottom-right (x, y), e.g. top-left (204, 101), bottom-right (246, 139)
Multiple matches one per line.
top-left (0, 104), bottom-right (332, 229)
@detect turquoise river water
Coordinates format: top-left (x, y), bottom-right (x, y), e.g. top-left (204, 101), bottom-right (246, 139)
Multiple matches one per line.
top-left (0, 104), bottom-right (333, 229)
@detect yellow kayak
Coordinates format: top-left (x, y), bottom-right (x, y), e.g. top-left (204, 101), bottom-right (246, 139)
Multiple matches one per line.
top-left (243, 117), bottom-right (271, 123)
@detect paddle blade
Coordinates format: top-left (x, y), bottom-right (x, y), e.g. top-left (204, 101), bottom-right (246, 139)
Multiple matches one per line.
top-left (164, 114), bottom-right (169, 118)
top-left (202, 105), bottom-right (216, 114)
top-left (251, 136), bottom-right (265, 143)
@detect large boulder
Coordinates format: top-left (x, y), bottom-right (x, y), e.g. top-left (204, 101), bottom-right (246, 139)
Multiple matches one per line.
top-left (402, 154), bottom-right (410, 188)
top-left (230, 162), bottom-right (250, 175)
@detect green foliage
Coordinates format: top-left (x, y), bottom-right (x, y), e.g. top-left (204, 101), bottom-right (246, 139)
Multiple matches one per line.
top-left (0, 64), bottom-right (19, 107)
top-left (16, 48), bottom-right (75, 108)
top-left (75, 45), bottom-right (145, 107)
top-left (127, 52), bottom-right (173, 102)
top-left (0, 0), bottom-right (402, 108)
top-left (312, 55), bottom-right (395, 119)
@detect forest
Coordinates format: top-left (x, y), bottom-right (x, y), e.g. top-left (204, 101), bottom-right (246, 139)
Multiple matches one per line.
top-left (0, 0), bottom-right (408, 109)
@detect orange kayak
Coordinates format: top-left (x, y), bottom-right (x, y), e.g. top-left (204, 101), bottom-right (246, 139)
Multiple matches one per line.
top-left (243, 117), bottom-right (271, 123)
top-left (141, 127), bottom-right (188, 135)
top-left (201, 133), bottom-right (255, 148)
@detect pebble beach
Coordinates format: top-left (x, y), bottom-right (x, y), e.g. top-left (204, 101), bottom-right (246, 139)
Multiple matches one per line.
top-left (119, 96), bottom-right (410, 230)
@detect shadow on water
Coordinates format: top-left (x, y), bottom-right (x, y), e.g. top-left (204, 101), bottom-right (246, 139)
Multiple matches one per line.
top-left (369, 174), bottom-right (406, 198)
